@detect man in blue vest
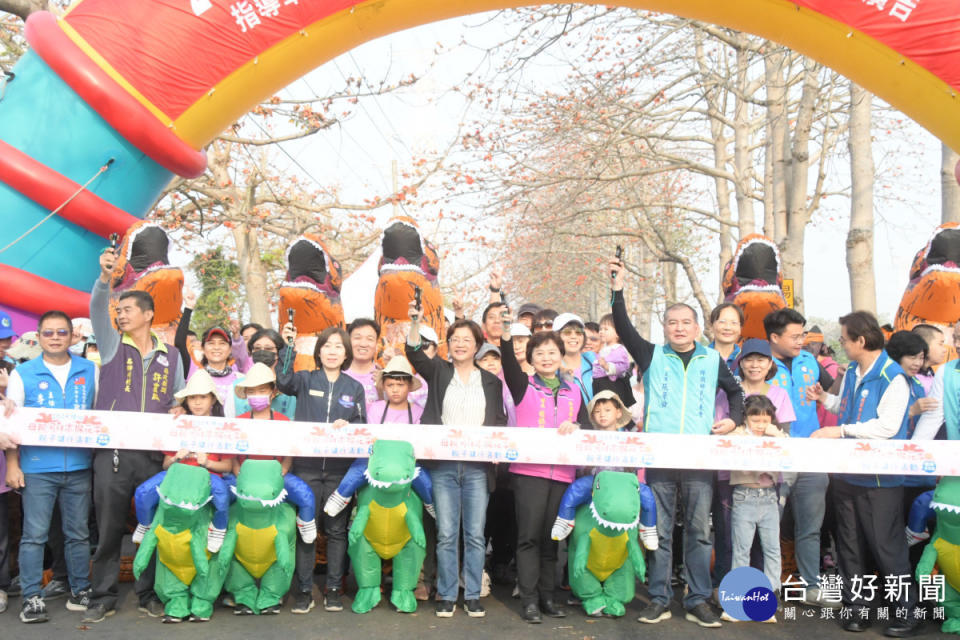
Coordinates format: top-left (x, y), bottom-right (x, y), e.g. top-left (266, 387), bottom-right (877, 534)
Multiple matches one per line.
top-left (2, 310), bottom-right (96, 623)
top-left (809, 311), bottom-right (919, 638)
top-left (609, 258), bottom-right (744, 629)
top-left (763, 308), bottom-right (836, 607)
top-left (82, 248), bottom-right (185, 623)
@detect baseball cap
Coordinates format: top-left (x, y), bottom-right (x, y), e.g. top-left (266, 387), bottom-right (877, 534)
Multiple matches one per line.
top-left (510, 323), bottom-right (532, 337)
top-left (475, 343), bottom-right (502, 361)
top-left (419, 326), bottom-right (439, 346)
top-left (517, 303), bottom-right (541, 318)
top-left (202, 326), bottom-right (231, 345)
top-left (553, 313), bottom-right (585, 332)
top-left (0, 311), bottom-right (14, 340)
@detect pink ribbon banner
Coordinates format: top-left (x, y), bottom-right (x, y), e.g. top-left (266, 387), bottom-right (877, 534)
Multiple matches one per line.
top-left (2, 407), bottom-right (957, 476)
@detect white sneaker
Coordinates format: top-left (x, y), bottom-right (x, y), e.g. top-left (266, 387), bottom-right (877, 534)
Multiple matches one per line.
top-left (479, 570), bottom-right (491, 598)
top-left (801, 587), bottom-right (842, 610)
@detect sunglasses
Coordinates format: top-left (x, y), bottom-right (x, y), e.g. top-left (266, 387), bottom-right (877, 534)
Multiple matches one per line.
top-left (40, 329), bottom-right (71, 338)
top-left (535, 322), bottom-right (553, 329)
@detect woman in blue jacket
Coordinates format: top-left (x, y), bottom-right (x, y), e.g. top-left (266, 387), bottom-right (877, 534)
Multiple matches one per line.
top-left (277, 325), bottom-right (366, 616)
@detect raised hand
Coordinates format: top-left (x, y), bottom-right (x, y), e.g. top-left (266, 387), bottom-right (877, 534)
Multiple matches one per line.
top-left (99, 248), bottom-right (117, 283)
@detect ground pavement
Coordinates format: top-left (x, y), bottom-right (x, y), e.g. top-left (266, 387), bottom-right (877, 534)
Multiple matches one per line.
top-left (3, 582), bottom-right (947, 640)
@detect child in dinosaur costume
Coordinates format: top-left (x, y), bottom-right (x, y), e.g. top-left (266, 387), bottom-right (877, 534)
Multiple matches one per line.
top-left (916, 476), bottom-right (960, 635)
top-left (218, 459), bottom-right (315, 615)
top-left (323, 440), bottom-right (433, 613)
top-left (132, 463), bottom-right (226, 622)
top-left (551, 471), bottom-right (652, 617)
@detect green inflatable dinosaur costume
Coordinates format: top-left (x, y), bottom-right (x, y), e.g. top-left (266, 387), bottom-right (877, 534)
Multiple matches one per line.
top-left (566, 471), bottom-right (647, 617)
top-left (326, 440), bottom-right (430, 614)
top-left (917, 475), bottom-right (960, 635)
top-left (132, 463), bottom-right (225, 622)
top-left (218, 460), bottom-right (297, 615)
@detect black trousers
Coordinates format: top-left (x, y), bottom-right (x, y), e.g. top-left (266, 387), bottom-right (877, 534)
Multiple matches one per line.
top-left (512, 473), bottom-right (567, 607)
top-left (834, 478), bottom-right (918, 615)
top-left (89, 450), bottom-right (162, 610)
top-left (485, 483), bottom-right (516, 568)
top-left (292, 468), bottom-right (349, 593)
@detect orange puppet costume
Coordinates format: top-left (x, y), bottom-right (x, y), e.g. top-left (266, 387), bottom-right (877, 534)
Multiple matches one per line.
top-left (374, 218), bottom-right (447, 364)
top-left (721, 234), bottom-right (787, 341)
top-left (277, 234), bottom-right (345, 371)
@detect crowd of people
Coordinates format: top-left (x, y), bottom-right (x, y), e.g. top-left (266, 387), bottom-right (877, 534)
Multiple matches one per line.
top-left (0, 247), bottom-right (952, 638)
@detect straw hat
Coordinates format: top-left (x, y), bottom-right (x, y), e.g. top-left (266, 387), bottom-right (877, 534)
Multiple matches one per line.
top-left (586, 390), bottom-right (632, 429)
top-left (234, 363), bottom-right (277, 399)
top-left (374, 356), bottom-right (423, 398)
top-left (175, 369), bottom-right (221, 401)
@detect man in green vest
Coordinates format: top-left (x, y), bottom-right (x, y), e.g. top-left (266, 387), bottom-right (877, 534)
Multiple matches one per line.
top-left (609, 258), bottom-right (744, 629)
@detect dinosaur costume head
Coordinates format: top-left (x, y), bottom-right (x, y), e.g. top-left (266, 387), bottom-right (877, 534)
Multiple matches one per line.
top-left (109, 221), bottom-right (184, 336)
top-left (931, 476), bottom-right (960, 540)
top-left (364, 440), bottom-right (418, 498)
top-left (155, 463), bottom-right (213, 529)
top-left (277, 234), bottom-right (345, 336)
top-left (590, 471), bottom-right (641, 536)
top-left (721, 234), bottom-right (786, 340)
top-left (895, 223), bottom-right (960, 337)
top-left (232, 460), bottom-right (287, 515)
top-left (374, 217), bottom-right (447, 363)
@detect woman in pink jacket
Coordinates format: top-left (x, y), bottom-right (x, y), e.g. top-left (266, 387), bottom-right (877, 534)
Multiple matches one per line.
top-left (500, 321), bottom-right (590, 624)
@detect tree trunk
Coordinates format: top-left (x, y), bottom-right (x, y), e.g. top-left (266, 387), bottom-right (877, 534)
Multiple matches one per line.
top-left (695, 32), bottom-right (734, 276)
top-left (0, 0), bottom-right (48, 20)
top-left (662, 261), bottom-right (678, 306)
top-left (764, 48), bottom-right (789, 245)
top-left (942, 143), bottom-right (960, 224)
top-left (231, 223), bottom-right (272, 328)
top-left (633, 242), bottom-right (654, 338)
top-left (846, 82), bottom-right (876, 314)
top-left (777, 58), bottom-right (820, 314)
top-left (734, 43), bottom-right (755, 238)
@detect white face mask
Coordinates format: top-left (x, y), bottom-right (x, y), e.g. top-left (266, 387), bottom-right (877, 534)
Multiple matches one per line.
top-left (192, 348), bottom-right (204, 363)
top-left (69, 342), bottom-right (85, 355)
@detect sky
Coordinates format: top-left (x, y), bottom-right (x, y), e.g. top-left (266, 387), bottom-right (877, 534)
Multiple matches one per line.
top-left (213, 10), bottom-right (947, 330)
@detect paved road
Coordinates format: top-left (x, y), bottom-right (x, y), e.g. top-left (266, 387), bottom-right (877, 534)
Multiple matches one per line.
top-left (4, 583), bottom-right (948, 639)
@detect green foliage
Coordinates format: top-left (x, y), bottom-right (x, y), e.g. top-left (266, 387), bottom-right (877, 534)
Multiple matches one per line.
top-left (189, 247), bottom-right (241, 333)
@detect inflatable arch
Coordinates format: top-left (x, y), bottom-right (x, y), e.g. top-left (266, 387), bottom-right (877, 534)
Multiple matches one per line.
top-left (3, 0), bottom-right (960, 332)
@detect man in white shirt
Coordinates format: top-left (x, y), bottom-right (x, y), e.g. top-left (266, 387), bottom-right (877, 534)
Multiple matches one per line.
top-left (808, 311), bottom-right (919, 638)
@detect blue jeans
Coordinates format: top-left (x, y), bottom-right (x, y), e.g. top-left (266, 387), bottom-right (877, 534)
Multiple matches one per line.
top-left (731, 486), bottom-right (781, 592)
top-left (782, 472), bottom-right (827, 586)
top-left (20, 470), bottom-right (92, 599)
top-left (647, 468), bottom-right (713, 609)
top-left (431, 462), bottom-right (489, 601)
